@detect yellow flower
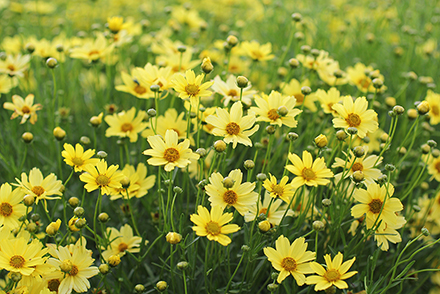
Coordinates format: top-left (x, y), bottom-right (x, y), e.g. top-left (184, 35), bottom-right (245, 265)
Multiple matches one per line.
top-left (3, 94), bottom-right (42, 124)
top-left (70, 34), bottom-right (114, 62)
top-left (306, 252), bottom-right (357, 291)
top-left (101, 224), bottom-right (142, 261)
top-left (211, 75), bottom-right (256, 107)
top-left (263, 174), bottom-right (296, 203)
top-left (190, 205), bottom-right (240, 246)
top-left (109, 163), bottom-right (156, 200)
top-left (0, 183), bottom-right (27, 230)
top-left (281, 78), bottom-right (317, 112)
top-left (143, 129), bottom-right (200, 172)
top-left (244, 191), bottom-right (293, 225)
top-left (79, 160), bottom-right (125, 195)
top-left (0, 54), bottom-right (30, 77)
top-left (374, 216), bottom-right (406, 251)
top-left (172, 69), bottom-right (214, 106)
top-left (205, 101), bottom-right (259, 149)
top-left (241, 41), bottom-right (275, 61)
top-left (115, 68), bottom-right (152, 99)
top-left (46, 219), bottom-right (62, 236)
top-left (332, 96), bottom-right (379, 138)
top-left (263, 235), bottom-right (315, 284)
top-left (104, 107), bottom-right (148, 143)
top-left (315, 87), bottom-right (344, 116)
top-left (205, 169), bottom-right (258, 216)
top-left (346, 62), bottom-right (386, 93)
top-left (107, 16), bottom-right (125, 33)
top-left (285, 151), bottom-right (333, 188)
top-left (428, 156), bottom-right (440, 182)
top-left (0, 74), bottom-right (18, 94)
top-left (426, 90), bottom-right (440, 125)
top-left (61, 143), bottom-right (100, 172)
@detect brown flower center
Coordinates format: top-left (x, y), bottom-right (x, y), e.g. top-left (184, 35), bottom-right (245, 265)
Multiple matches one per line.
top-left (121, 123), bottom-right (133, 132)
top-left (352, 162), bottom-right (363, 172)
top-left (346, 113), bottom-right (361, 127)
top-left (88, 50), bottom-right (100, 57)
top-left (324, 269), bottom-right (341, 282)
top-left (225, 122), bottom-right (240, 135)
top-left (7, 65), bottom-right (15, 71)
top-left (368, 199), bottom-right (383, 214)
top-left (69, 265), bottom-right (79, 276)
top-left (32, 186), bottom-right (45, 196)
top-left (134, 85), bottom-right (147, 95)
top-left (21, 106), bottom-right (31, 113)
top-left (295, 93), bottom-right (304, 104)
top-left (267, 109), bottom-right (280, 121)
top-left (281, 257), bottom-right (297, 271)
top-left (432, 105), bottom-right (440, 116)
top-left (223, 190), bottom-right (238, 205)
top-left (272, 184), bottom-right (284, 197)
top-left (358, 77), bottom-right (371, 89)
top-left (435, 161), bottom-right (440, 173)
top-left (9, 255), bottom-right (25, 268)
top-left (72, 157), bottom-right (84, 166)
top-left (185, 84), bottom-right (200, 96)
top-left (164, 148), bottom-right (180, 162)
top-left (118, 242), bottom-right (128, 253)
top-left (227, 89), bottom-right (238, 97)
top-left (301, 167), bottom-right (316, 181)
top-left (96, 175), bottom-right (110, 186)
top-left (172, 128), bottom-right (181, 136)
top-left (259, 208), bottom-right (268, 215)
top-left (48, 279), bottom-right (60, 292)
top-left (205, 221), bottom-right (220, 235)
top-left (0, 203), bottom-right (13, 216)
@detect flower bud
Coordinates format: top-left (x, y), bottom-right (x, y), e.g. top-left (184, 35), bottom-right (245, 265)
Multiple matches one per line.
top-left (97, 151), bottom-right (108, 159)
top-left (256, 173), bottom-right (267, 182)
top-left (267, 283), bottom-right (278, 292)
top-left (74, 218), bottom-right (87, 229)
top-left (301, 45), bottom-right (311, 54)
top-left (336, 130), bottom-right (347, 141)
top-left (422, 227), bottom-right (430, 236)
top-left (99, 263), bottom-right (110, 275)
top-left (25, 43), bottom-right (35, 54)
top-left (150, 84), bottom-right (160, 92)
top-left (147, 108), bottom-right (156, 118)
top-left (201, 57), bottom-right (214, 74)
top-left (173, 186), bottom-right (183, 194)
top-left (294, 31), bottom-right (304, 41)
top-left (177, 261), bottom-right (189, 270)
top-left (74, 207), bottom-right (85, 217)
top-left (266, 125), bottom-right (276, 134)
top-left (241, 245), bottom-right (250, 252)
top-left (23, 195), bottom-right (35, 206)
top-left (289, 58), bottom-right (299, 68)
top-left (98, 212), bottom-right (109, 223)
top-left (385, 164), bottom-right (396, 172)
top-left (313, 220), bottom-right (325, 231)
top-left (353, 146), bottom-right (365, 157)
top-left (244, 159), bottom-right (255, 170)
top-left (134, 284), bottom-right (145, 293)
top-left (222, 177), bottom-right (235, 188)
top-left (286, 132), bottom-right (298, 141)
top-left (432, 149), bottom-right (440, 158)
top-left (347, 127), bottom-right (358, 135)
top-left (46, 57), bottom-right (58, 69)
top-left (385, 97), bottom-right (396, 107)
top-left (322, 199), bottom-right (331, 207)
top-left (258, 220), bottom-right (271, 233)
top-left (108, 255), bottom-right (121, 267)
top-left (427, 140), bottom-right (437, 148)
top-left (166, 232), bottom-right (182, 244)
top-left (277, 106), bottom-right (288, 116)
top-left (417, 101), bottom-right (430, 115)
top-left (314, 134), bottom-right (328, 148)
top-left (31, 213), bottom-right (40, 222)
top-left (53, 127), bottom-right (66, 141)
top-left (177, 45), bottom-right (187, 53)
top-left (195, 148), bottom-right (207, 158)
top-left (90, 114), bottom-right (103, 127)
top-left (46, 219), bottom-right (61, 236)
top-left (22, 132), bottom-right (34, 143)
top-left (372, 78), bottom-right (383, 89)
top-left (156, 281), bottom-right (168, 292)
top-left (291, 12), bottom-right (302, 22)
top-left (60, 260), bottom-right (73, 273)
top-left (421, 182), bottom-right (429, 190)
top-left (412, 205), bottom-right (421, 212)
top-left (236, 76), bottom-right (249, 88)
top-left (226, 35), bottom-right (238, 47)
top-left (377, 174), bottom-right (388, 185)
top-left (301, 86), bottom-right (312, 96)
top-left (407, 108), bottom-right (418, 119)
top-left (8, 272), bottom-right (22, 283)
top-left (352, 171), bottom-right (364, 183)
top-left (79, 136), bottom-right (91, 145)
top-left (27, 222), bottom-right (38, 233)
top-left (214, 140), bottom-right (227, 152)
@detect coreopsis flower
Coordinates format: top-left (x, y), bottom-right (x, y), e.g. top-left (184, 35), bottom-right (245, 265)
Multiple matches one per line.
top-left (205, 169), bottom-right (258, 216)
top-left (143, 129), bottom-right (200, 172)
top-left (0, 236), bottom-right (48, 276)
top-left (426, 90), bottom-right (440, 125)
top-left (101, 224), bottom-right (142, 261)
top-left (157, 50), bottom-right (200, 73)
top-left (211, 75), bottom-right (256, 106)
top-left (244, 192), bottom-right (294, 225)
top-left (109, 163), bottom-right (156, 200)
top-left (263, 235), bottom-right (316, 284)
top-left (251, 91), bottom-right (302, 128)
top-left (107, 16), bottom-right (125, 33)
top-left (0, 183), bottom-right (27, 229)
top-left (190, 205), bottom-right (240, 246)
top-left (115, 68), bottom-right (152, 99)
top-left (3, 94), bottom-right (42, 124)
top-left (46, 238), bottom-right (99, 294)
top-left (79, 160), bottom-right (125, 195)
top-left (142, 63), bottom-right (174, 92)
top-left (205, 101), bottom-right (259, 148)
top-left (105, 107), bottom-right (148, 143)
top-left (351, 183), bottom-right (403, 229)
top-left (61, 143), bottom-right (100, 172)
top-left (281, 78), bottom-right (317, 112)
top-left (0, 74), bottom-right (18, 94)
top-left (428, 156), bottom-right (440, 182)
top-left (285, 150), bottom-right (333, 188)
top-left (70, 34), bottom-right (114, 62)
top-left (306, 252), bottom-right (357, 291)
top-left (0, 54), bottom-right (31, 77)
top-left (241, 41), bottom-right (275, 61)
top-left (315, 87), bottom-right (344, 116)
top-left (332, 96), bottom-right (378, 138)
top-left (15, 167), bottom-right (63, 210)
top-left (374, 216), bottom-right (406, 251)
top-left (263, 173), bottom-right (296, 203)
top-left (346, 62), bottom-right (386, 93)
top-left (172, 69), bottom-right (213, 106)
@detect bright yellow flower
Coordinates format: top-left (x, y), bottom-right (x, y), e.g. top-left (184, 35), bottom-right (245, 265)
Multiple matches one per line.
top-left (244, 191), bottom-right (293, 225)
top-left (332, 96), bottom-right (378, 138)
top-left (211, 75), bottom-right (256, 107)
top-left (105, 107), bottom-right (148, 143)
top-left (61, 143), bottom-right (100, 172)
top-left (70, 34), bottom-right (114, 62)
top-left (374, 216), bottom-right (406, 251)
top-left (205, 101), bottom-right (259, 149)
top-left (315, 87), bottom-right (344, 116)
top-left (306, 252), bottom-right (357, 291)
top-left (263, 174), bottom-right (296, 203)
top-left (172, 69), bottom-right (214, 106)
top-left (107, 16), bottom-right (125, 33)
top-left (143, 129), bottom-right (200, 172)
top-left (285, 151), bottom-right (333, 188)
top-left (3, 94), bottom-right (42, 124)
top-left (426, 90), bottom-right (440, 125)
top-left (109, 163), bottom-right (156, 200)
top-left (0, 54), bottom-right (30, 77)
top-left (281, 78), bottom-right (317, 112)
top-left (241, 40), bottom-right (274, 61)
top-left (346, 62), bottom-right (386, 93)
top-left (263, 235), bottom-right (316, 284)
top-left (101, 224), bottom-right (142, 261)
top-left (79, 160), bottom-right (125, 195)
top-left (115, 68), bottom-right (152, 99)
top-left (190, 205), bottom-right (240, 246)
top-left (0, 183), bottom-right (28, 230)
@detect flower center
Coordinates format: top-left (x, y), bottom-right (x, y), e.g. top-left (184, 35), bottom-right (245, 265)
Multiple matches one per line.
top-left (295, 93), bottom-right (304, 104)
top-left (7, 65), bottom-right (15, 71)
top-left (172, 128), bottom-right (181, 136)
top-left (134, 85), bottom-right (147, 95)
top-left (32, 186), bottom-right (45, 196)
top-left (259, 208), bottom-right (268, 215)
top-left (88, 50), bottom-right (100, 57)
top-left (324, 269), bottom-right (341, 282)
top-left (223, 190), bottom-right (238, 205)
top-left (71, 157), bottom-right (84, 166)
top-left (301, 167), bottom-right (316, 181)
top-left (225, 122), bottom-right (240, 135)
top-left (0, 203), bottom-right (13, 216)
top-left (9, 255), bottom-right (25, 268)
top-left (48, 279), bottom-right (60, 292)
top-left (118, 242), bottom-right (128, 253)
top-left (21, 106), bottom-right (31, 113)
top-left (346, 113), bottom-right (361, 127)
top-left (251, 50), bottom-right (263, 60)
top-left (432, 105), bottom-right (440, 116)
top-left (185, 84), bottom-right (200, 96)
top-left (163, 148), bottom-right (180, 162)
top-left (69, 265), bottom-right (79, 276)
top-left (267, 109), bottom-right (280, 121)
top-left (227, 89), bottom-right (238, 97)
top-left (368, 199), bottom-right (383, 214)
top-left (272, 184), bottom-right (284, 197)
top-left (205, 221), bottom-right (220, 235)
top-left (281, 257), bottom-right (297, 271)
top-left (435, 162), bottom-right (440, 173)
top-left (96, 175), bottom-right (110, 186)
top-left (358, 77), bottom-right (371, 89)
top-left (352, 162), bottom-right (363, 172)
top-left (121, 123), bottom-right (133, 132)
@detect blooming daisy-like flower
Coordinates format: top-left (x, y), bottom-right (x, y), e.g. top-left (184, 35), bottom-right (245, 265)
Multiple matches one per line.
top-left (101, 224), bottom-right (142, 261)
top-left (281, 78), bottom-right (317, 112)
top-left (351, 183), bottom-right (403, 229)
top-left (285, 150), bottom-right (333, 188)
top-left (374, 216), bottom-right (406, 251)
top-left (315, 88), bottom-right (344, 116)
top-left (205, 169), bottom-right (258, 216)
top-left (244, 191), bottom-right (294, 225)
top-left (172, 69), bottom-right (214, 106)
top-left (105, 107), bottom-right (148, 143)
top-left (346, 62), bottom-right (386, 93)
top-left (143, 129), bottom-right (200, 172)
top-left (110, 163), bottom-right (156, 200)
top-left (206, 101), bottom-right (259, 149)
top-left (61, 143), bottom-right (100, 172)
top-left (0, 74), bottom-right (18, 94)
top-left (3, 94), bottom-right (42, 124)
top-left (115, 68), bottom-right (152, 99)
top-left (426, 90), bottom-right (440, 125)
top-left (306, 252), bottom-right (357, 291)
top-left (0, 236), bottom-right (48, 276)
top-left (15, 167), bottom-right (63, 210)
top-left (332, 96), bottom-right (378, 138)
top-left (251, 91), bottom-right (302, 128)
top-left (70, 33), bottom-right (114, 62)
top-left (428, 156), bottom-right (440, 182)
top-left (263, 235), bottom-right (316, 284)
top-left (0, 183), bottom-right (27, 229)
top-left (0, 54), bottom-right (31, 77)
top-left (190, 205), bottom-right (240, 246)
top-left (263, 173), bottom-right (296, 203)
top-left (79, 160), bottom-right (125, 195)
top-left (241, 41), bottom-right (275, 61)
top-left (211, 75), bottom-right (256, 107)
